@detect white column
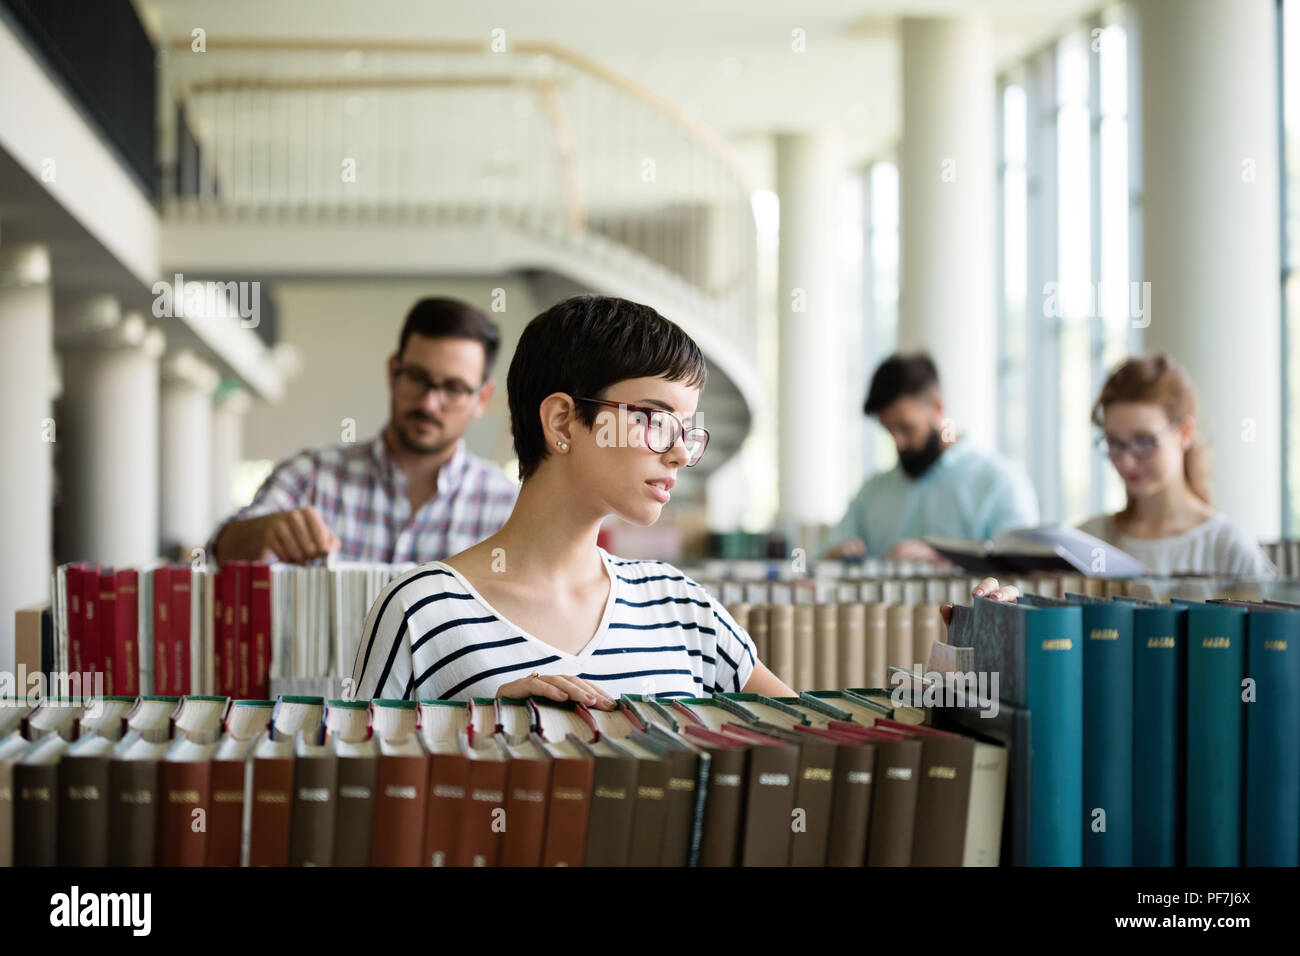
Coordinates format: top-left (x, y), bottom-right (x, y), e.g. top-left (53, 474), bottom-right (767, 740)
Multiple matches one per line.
top-left (161, 350), bottom-right (220, 559)
top-left (211, 386), bottom-right (251, 530)
top-left (0, 243), bottom-right (53, 670)
top-left (57, 297), bottom-right (165, 567)
top-left (898, 17), bottom-right (997, 447)
top-left (776, 133), bottom-right (847, 537)
top-left (1136, 0), bottom-right (1281, 539)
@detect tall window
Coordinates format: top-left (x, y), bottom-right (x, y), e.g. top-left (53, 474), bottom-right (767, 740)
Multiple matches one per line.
top-left (864, 160), bottom-right (900, 476)
top-left (998, 9), bottom-right (1133, 525)
top-left (1283, 0), bottom-right (1300, 535)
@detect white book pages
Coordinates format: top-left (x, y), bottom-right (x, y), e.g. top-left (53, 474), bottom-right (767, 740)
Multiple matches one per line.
top-left (371, 701), bottom-right (417, 742)
top-left (324, 701), bottom-right (370, 744)
top-left (417, 702), bottom-right (468, 753)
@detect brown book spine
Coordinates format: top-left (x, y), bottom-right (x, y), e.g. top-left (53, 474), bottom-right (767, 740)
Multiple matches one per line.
top-left (15, 764), bottom-right (58, 866)
top-left (206, 758), bottom-right (247, 866)
top-left (456, 759), bottom-right (508, 866)
top-left (424, 752), bottom-right (470, 866)
top-left (837, 603), bottom-right (867, 690)
top-left (910, 736), bottom-right (977, 866)
top-left (697, 746), bottom-right (747, 866)
top-left (739, 744), bottom-right (798, 866)
top-left (867, 738), bottom-right (923, 866)
top-left (793, 605), bottom-right (815, 693)
top-left (370, 753), bottom-right (429, 866)
top-left (865, 603), bottom-right (888, 687)
top-left (659, 750), bottom-right (700, 866)
top-left (541, 756), bottom-right (593, 866)
top-left (626, 757), bottom-right (670, 866)
top-left (332, 755), bottom-right (377, 866)
top-left (155, 760), bottom-right (212, 866)
top-left (289, 753), bottom-right (338, 866)
top-left (107, 759), bottom-right (158, 866)
top-left (825, 742), bottom-right (876, 866)
top-left (787, 739), bottom-right (836, 866)
top-left (57, 755), bottom-right (110, 866)
top-left (499, 753), bottom-right (551, 867)
top-left (582, 754), bottom-right (638, 866)
top-left (15, 605), bottom-right (45, 690)
top-left (248, 755), bottom-right (293, 866)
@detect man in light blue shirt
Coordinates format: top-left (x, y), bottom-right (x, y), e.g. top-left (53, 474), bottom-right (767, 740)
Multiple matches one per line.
top-left (821, 353), bottom-right (1039, 561)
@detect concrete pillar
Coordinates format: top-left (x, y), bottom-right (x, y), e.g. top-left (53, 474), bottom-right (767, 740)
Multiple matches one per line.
top-left (57, 297), bottom-right (165, 566)
top-left (1136, 0), bottom-right (1281, 538)
top-left (899, 16), bottom-right (997, 447)
top-left (776, 133), bottom-right (847, 536)
top-left (0, 243), bottom-right (53, 669)
top-left (161, 350), bottom-right (220, 559)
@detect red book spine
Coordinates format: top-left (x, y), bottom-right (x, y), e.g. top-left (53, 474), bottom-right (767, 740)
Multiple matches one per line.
top-left (212, 569), bottom-right (223, 698)
top-left (220, 568), bottom-right (237, 696)
top-left (115, 569), bottom-right (139, 696)
top-left (98, 568), bottom-right (117, 696)
top-left (67, 564), bottom-right (85, 676)
top-left (82, 565), bottom-right (101, 684)
top-left (235, 561), bottom-right (250, 698)
top-left (153, 566), bottom-right (171, 696)
top-left (170, 568), bottom-right (192, 697)
top-left (250, 564), bottom-right (271, 699)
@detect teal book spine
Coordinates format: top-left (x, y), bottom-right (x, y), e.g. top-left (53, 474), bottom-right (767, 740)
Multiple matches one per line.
top-left (1244, 608), bottom-right (1300, 866)
top-left (1025, 603), bottom-right (1083, 867)
top-left (1175, 600), bottom-right (1246, 866)
top-left (1077, 601), bottom-right (1134, 866)
top-left (1129, 604), bottom-right (1187, 866)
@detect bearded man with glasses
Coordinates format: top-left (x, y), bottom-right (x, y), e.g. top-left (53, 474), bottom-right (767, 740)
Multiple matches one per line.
top-left (209, 297), bottom-right (519, 564)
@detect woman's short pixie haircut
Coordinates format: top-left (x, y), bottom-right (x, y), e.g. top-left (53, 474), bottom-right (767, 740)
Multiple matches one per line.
top-left (507, 294), bottom-right (708, 481)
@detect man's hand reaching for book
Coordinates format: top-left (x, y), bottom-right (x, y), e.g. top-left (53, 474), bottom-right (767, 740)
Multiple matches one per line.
top-left (498, 673), bottom-right (618, 710)
top-left (938, 577), bottom-right (1020, 626)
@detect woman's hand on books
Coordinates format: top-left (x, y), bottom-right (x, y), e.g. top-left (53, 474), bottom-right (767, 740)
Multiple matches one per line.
top-left (497, 673), bottom-right (618, 710)
top-left (938, 577), bottom-right (1020, 626)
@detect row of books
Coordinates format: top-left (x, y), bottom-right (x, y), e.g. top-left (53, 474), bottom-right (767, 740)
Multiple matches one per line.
top-left (0, 689), bottom-right (1010, 867)
top-left (20, 560), bottom-right (417, 700)
top-left (945, 591), bottom-right (1300, 866)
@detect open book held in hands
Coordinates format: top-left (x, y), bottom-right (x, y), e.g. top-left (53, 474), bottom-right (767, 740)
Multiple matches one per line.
top-left (924, 525), bottom-right (1148, 578)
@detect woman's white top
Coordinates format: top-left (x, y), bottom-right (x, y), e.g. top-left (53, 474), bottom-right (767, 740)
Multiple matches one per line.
top-left (1076, 511), bottom-right (1276, 578)
top-left (349, 547), bottom-right (757, 702)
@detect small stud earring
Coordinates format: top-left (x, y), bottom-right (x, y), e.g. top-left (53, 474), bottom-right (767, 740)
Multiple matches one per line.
top-left (557, 440), bottom-right (568, 451)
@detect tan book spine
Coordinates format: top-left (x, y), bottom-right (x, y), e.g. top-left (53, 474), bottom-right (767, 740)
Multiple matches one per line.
top-left (541, 754), bottom-right (593, 867)
top-left (866, 738), bottom-right (922, 866)
top-left (696, 745), bottom-right (746, 866)
top-left (813, 604), bottom-right (838, 689)
top-left (1083, 577), bottom-right (1106, 597)
top-left (963, 742), bottom-right (1008, 866)
top-left (370, 752), bottom-right (429, 866)
top-left (499, 750), bottom-right (551, 867)
top-left (885, 604), bottom-right (914, 675)
top-left (744, 605), bottom-right (769, 667)
top-left (626, 755), bottom-right (670, 866)
top-left (738, 743), bottom-right (798, 866)
top-left (787, 738), bottom-right (836, 866)
top-left (865, 603), bottom-right (888, 687)
top-left (836, 603), bottom-right (867, 690)
top-left (912, 604), bottom-right (941, 679)
top-left (424, 752), bottom-right (469, 867)
top-left (768, 604), bottom-right (795, 689)
top-left (793, 605), bottom-right (814, 692)
top-left (658, 750), bottom-right (699, 867)
top-left (456, 758), bottom-right (507, 866)
top-left (15, 603), bottom-right (47, 687)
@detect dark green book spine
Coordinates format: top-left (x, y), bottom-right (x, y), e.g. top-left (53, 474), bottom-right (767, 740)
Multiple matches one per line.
top-left (1130, 604), bottom-right (1187, 866)
top-left (1025, 603), bottom-right (1082, 866)
top-left (1079, 601), bottom-right (1134, 866)
top-left (1176, 600), bottom-right (1245, 866)
top-left (1244, 608), bottom-right (1300, 865)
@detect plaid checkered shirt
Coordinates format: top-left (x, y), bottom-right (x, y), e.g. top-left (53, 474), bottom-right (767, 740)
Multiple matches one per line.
top-left (208, 429), bottom-right (519, 563)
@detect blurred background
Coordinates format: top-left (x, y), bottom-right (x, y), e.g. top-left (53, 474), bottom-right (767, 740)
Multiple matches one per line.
top-left (1, 0), bottom-right (1297, 661)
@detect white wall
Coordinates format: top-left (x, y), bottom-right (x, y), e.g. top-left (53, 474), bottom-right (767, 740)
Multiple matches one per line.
top-left (242, 277), bottom-right (541, 473)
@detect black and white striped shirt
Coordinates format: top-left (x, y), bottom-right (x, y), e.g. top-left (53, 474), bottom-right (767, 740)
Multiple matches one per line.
top-left (349, 547), bottom-right (757, 701)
